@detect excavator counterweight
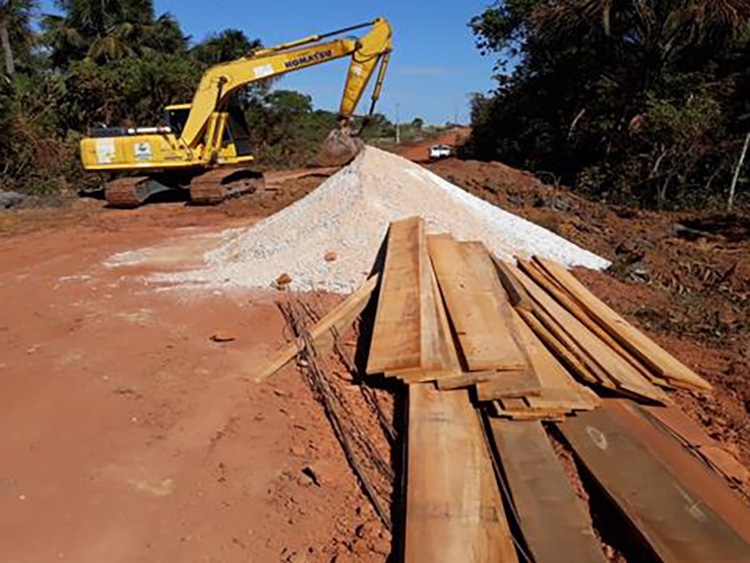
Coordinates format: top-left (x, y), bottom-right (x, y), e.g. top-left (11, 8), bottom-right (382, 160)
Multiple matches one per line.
top-left (80, 18), bottom-right (392, 207)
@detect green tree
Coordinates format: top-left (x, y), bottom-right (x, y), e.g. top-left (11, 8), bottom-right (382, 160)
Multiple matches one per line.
top-left (191, 29), bottom-right (260, 65)
top-left (42, 0), bottom-right (187, 68)
top-left (468, 0), bottom-right (750, 209)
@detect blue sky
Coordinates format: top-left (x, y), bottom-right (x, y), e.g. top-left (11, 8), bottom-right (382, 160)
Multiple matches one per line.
top-left (39, 0), bottom-right (498, 125)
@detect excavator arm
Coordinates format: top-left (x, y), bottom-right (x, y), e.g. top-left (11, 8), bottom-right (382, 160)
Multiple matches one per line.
top-left (179, 18), bottom-right (392, 150)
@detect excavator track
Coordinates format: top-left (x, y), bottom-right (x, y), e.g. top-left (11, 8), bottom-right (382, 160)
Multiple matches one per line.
top-left (104, 176), bottom-right (179, 208)
top-left (104, 177), bottom-right (153, 208)
top-left (189, 167), bottom-right (265, 205)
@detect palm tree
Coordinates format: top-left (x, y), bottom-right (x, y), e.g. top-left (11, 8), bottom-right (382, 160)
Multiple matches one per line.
top-left (534, 0), bottom-right (750, 70)
top-left (0, 0), bottom-right (35, 76)
top-left (42, 0), bottom-right (187, 68)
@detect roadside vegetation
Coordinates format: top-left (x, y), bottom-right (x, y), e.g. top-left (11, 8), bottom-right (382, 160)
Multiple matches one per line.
top-left (468, 0), bottom-right (750, 211)
top-left (0, 0), bottom-right (405, 196)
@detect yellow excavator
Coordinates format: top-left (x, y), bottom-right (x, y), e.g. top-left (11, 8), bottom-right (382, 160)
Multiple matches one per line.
top-left (79, 18), bottom-right (392, 207)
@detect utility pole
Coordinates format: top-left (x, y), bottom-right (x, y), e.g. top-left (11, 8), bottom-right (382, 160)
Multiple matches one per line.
top-left (395, 103), bottom-right (401, 145)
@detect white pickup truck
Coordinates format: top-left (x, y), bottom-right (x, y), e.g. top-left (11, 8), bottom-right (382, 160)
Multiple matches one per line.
top-left (429, 144), bottom-right (452, 160)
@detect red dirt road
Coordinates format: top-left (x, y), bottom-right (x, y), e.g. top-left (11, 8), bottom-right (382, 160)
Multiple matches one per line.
top-left (396, 126), bottom-right (471, 162)
top-left (0, 201), bottom-right (388, 562)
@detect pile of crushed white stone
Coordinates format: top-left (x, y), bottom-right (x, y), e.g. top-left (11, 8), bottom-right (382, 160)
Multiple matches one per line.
top-left (133, 147), bottom-right (610, 293)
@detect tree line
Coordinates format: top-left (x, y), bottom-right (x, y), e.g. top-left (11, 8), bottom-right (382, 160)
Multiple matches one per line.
top-left (467, 0), bottom-right (750, 211)
top-left (0, 0), bottom-right (399, 196)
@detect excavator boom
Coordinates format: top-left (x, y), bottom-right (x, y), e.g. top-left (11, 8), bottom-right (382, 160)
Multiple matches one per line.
top-left (180, 18), bottom-right (392, 149)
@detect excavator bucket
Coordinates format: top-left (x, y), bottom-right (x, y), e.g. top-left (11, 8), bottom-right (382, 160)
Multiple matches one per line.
top-left (317, 128), bottom-right (364, 167)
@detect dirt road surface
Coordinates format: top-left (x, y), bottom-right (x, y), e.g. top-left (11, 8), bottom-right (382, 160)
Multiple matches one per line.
top-left (396, 126), bottom-right (471, 162)
top-left (0, 201), bottom-right (390, 562)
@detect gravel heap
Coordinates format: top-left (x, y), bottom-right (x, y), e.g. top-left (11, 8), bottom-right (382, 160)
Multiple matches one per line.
top-left (155, 147), bottom-right (609, 293)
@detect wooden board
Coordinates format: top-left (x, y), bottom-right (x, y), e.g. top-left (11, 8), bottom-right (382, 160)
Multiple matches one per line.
top-left (639, 404), bottom-right (750, 487)
top-left (461, 242), bottom-right (532, 369)
top-left (367, 218), bottom-right (422, 374)
top-left (253, 274), bottom-right (379, 382)
top-left (518, 260), bottom-right (664, 381)
top-left (436, 371), bottom-right (493, 390)
top-left (558, 409), bottom-right (750, 562)
top-left (493, 257), bottom-right (534, 311)
top-left (604, 400), bottom-right (750, 546)
top-left (489, 420), bottom-right (606, 563)
top-left (516, 308), bottom-right (601, 386)
top-left (367, 218), bottom-right (436, 375)
top-left (474, 368), bottom-right (541, 400)
top-left (494, 399), bottom-right (567, 421)
top-left (428, 235), bottom-right (527, 372)
top-left (405, 384), bottom-right (518, 562)
top-left (535, 257), bottom-right (711, 391)
top-left (511, 308), bottom-right (600, 413)
top-left (386, 249), bottom-right (461, 381)
top-left (510, 265), bottom-right (669, 404)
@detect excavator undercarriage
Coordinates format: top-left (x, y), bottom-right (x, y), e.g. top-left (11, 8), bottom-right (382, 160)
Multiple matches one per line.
top-left (103, 167), bottom-right (265, 208)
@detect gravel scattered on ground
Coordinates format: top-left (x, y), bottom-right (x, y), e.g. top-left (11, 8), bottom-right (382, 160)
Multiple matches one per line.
top-left (121, 147), bottom-right (609, 293)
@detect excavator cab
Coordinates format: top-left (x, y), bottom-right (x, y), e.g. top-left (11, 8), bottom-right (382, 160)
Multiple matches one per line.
top-left (225, 106), bottom-right (253, 157)
top-left (167, 103), bottom-right (252, 158)
top-left (164, 104), bottom-right (190, 137)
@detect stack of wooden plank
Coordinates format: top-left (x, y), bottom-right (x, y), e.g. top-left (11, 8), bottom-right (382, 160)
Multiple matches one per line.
top-left (365, 217), bottom-right (711, 421)
top-left (258, 215), bottom-right (750, 562)
top-left (262, 215), bottom-right (712, 421)
top-left (366, 217), bottom-right (599, 420)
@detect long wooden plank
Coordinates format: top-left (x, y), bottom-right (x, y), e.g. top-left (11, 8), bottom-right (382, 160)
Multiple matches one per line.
top-left (495, 398), bottom-right (568, 421)
top-left (639, 404), bottom-right (750, 487)
top-left (535, 257), bottom-right (711, 391)
top-left (511, 308), bottom-right (600, 412)
top-left (386, 250), bottom-right (461, 381)
top-left (605, 400), bottom-right (750, 546)
top-left (367, 218), bottom-right (426, 374)
top-left (489, 420), bottom-right (606, 563)
top-left (253, 274), bottom-right (379, 382)
top-left (516, 308), bottom-right (601, 386)
top-left (457, 243), bottom-right (537, 397)
top-left (461, 242), bottom-right (534, 372)
top-left (493, 257), bottom-right (534, 311)
top-left (405, 384), bottom-right (518, 562)
top-left (559, 409), bottom-right (750, 562)
top-left (417, 230), bottom-right (448, 373)
top-left (511, 265), bottom-right (669, 404)
top-left (428, 235), bottom-right (527, 372)
top-left (518, 259), bottom-right (669, 386)
top-left (436, 371), bottom-right (494, 390)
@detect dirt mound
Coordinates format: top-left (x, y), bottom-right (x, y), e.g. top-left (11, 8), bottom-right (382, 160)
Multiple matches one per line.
top-left (149, 147), bottom-right (607, 293)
